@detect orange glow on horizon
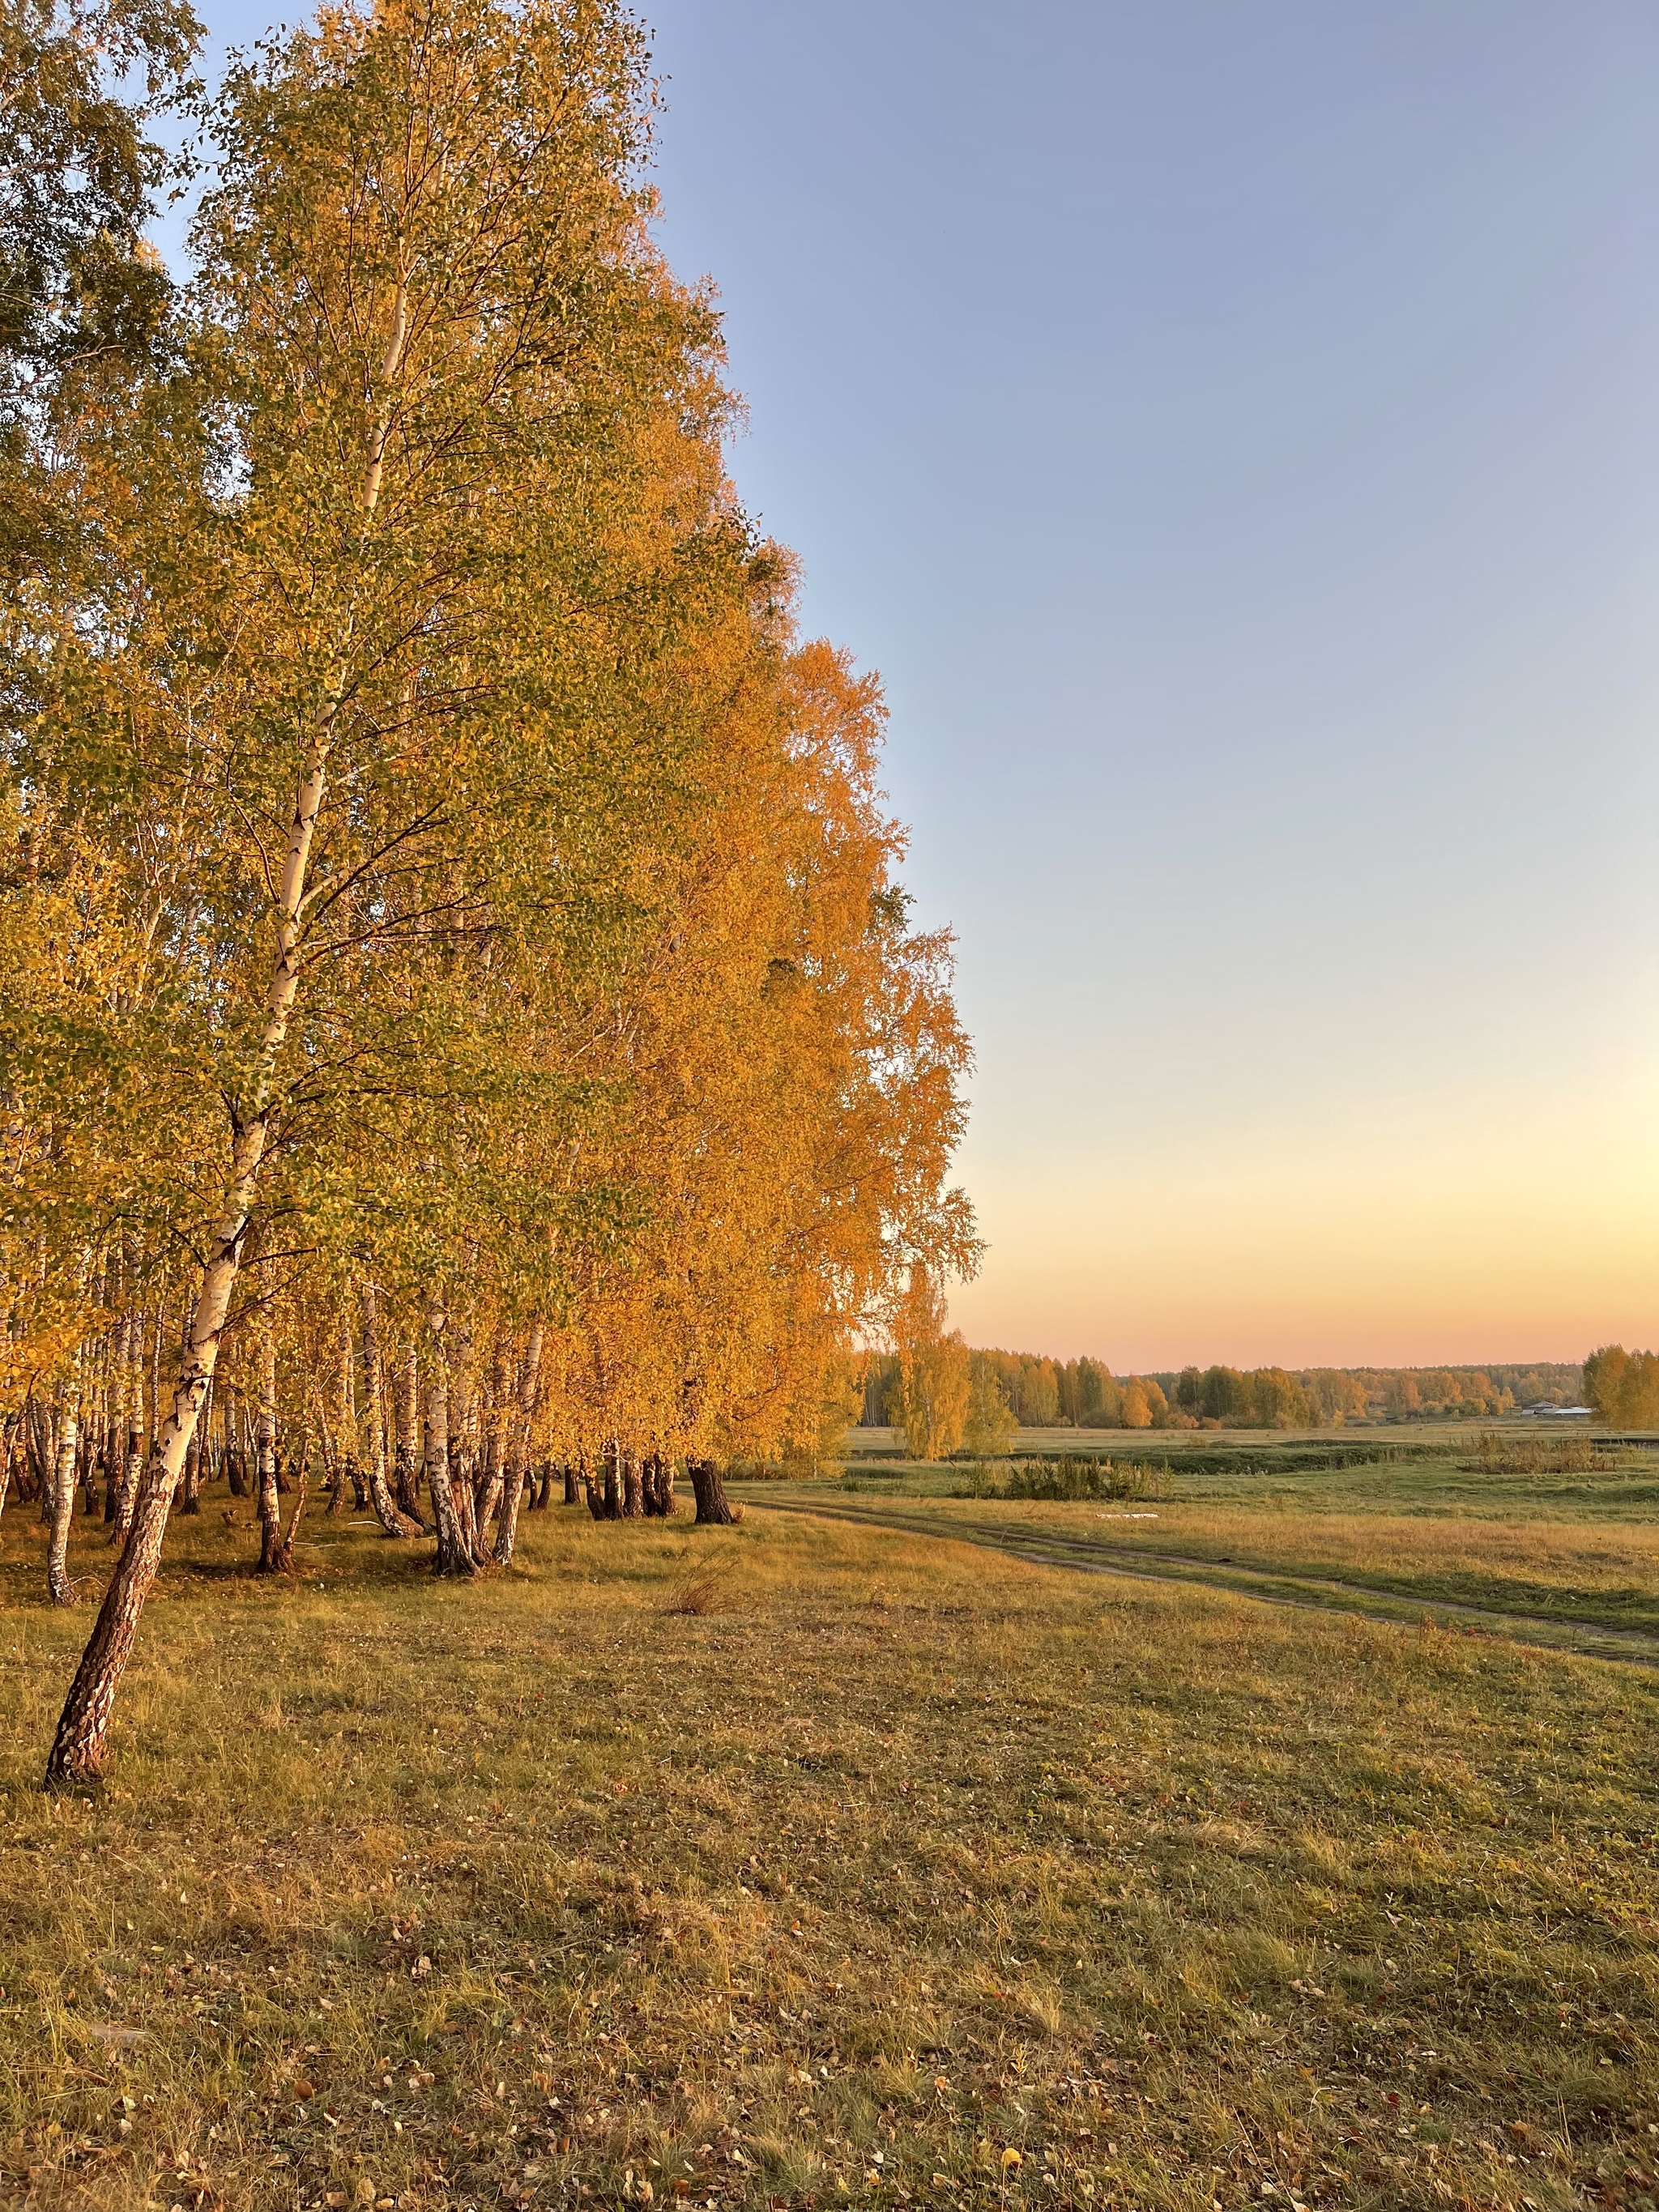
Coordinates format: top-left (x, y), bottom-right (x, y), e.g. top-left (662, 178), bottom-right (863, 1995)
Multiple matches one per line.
top-left (945, 1064), bottom-right (1659, 1371)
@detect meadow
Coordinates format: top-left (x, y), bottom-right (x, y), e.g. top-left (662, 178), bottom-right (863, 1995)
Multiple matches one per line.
top-left (787, 1432), bottom-right (1659, 1663)
top-left (1, 1446), bottom-right (1656, 2212)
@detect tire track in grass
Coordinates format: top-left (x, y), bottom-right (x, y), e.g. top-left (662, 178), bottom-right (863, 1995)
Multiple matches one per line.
top-left (738, 1492), bottom-right (1659, 1668)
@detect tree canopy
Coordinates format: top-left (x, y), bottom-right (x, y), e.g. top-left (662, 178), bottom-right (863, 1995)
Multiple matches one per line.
top-left (1, 0), bottom-right (976, 1782)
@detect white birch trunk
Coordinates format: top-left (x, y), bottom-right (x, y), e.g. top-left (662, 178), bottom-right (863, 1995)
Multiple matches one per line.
top-left (423, 1299), bottom-right (473, 1577)
top-left (493, 1323), bottom-right (543, 1566)
top-left (360, 1287), bottom-right (419, 1537)
top-left (45, 271), bottom-right (411, 1775)
top-left (46, 1397), bottom-right (79, 1606)
top-left (394, 1341), bottom-right (423, 1525)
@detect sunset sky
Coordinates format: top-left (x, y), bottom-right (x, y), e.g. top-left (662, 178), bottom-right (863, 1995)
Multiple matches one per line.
top-left (193, 0), bottom-right (1659, 1370)
top-left (642, 0), bottom-right (1659, 1370)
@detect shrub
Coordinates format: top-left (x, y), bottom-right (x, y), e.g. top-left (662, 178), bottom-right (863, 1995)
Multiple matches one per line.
top-left (1000, 1455), bottom-right (1163, 1502)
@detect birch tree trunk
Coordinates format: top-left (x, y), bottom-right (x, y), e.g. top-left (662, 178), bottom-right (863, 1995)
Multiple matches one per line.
top-left (346, 1327), bottom-right (368, 1510)
top-left (255, 1331), bottom-right (285, 1574)
top-left (448, 1322), bottom-right (483, 1562)
top-left (81, 1400), bottom-right (100, 1515)
top-left (601, 1443), bottom-right (622, 1519)
top-left (493, 1323), bottom-right (542, 1567)
top-left (42, 209), bottom-right (417, 1776)
top-left (360, 1288), bottom-right (420, 1536)
top-left (30, 1400), bottom-right (52, 1513)
top-left (476, 1344), bottom-right (510, 1545)
top-left (178, 1353), bottom-right (205, 1517)
top-left (103, 1330), bottom-right (125, 1522)
top-left (689, 1460), bottom-right (736, 1526)
top-left (423, 1304), bottom-right (474, 1578)
top-left (453, 1443), bottom-right (481, 1560)
top-left (47, 1396), bottom-right (79, 1605)
top-left (330, 1324), bottom-right (357, 1513)
top-left (145, 1311), bottom-right (159, 1466)
top-left (46, 720), bottom-right (331, 1775)
top-left (275, 1436), bottom-right (308, 1572)
top-left (110, 1314), bottom-right (146, 1542)
top-left (395, 1344), bottom-right (423, 1525)
top-left (475, 1430), bottom-right (501, 1545)
top-left (178, 1429), bottom-right (201, 1514)
top-left (319, 1382), bottom-right (346, 1515)
top-left (225, 1396), bottom-right (250, 1497)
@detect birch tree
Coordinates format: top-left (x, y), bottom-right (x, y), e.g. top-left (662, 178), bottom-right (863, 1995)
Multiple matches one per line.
top-left (44, 0), bottom-right (727, 1782)
top-left (10, 0), bottom-right (983, 1784)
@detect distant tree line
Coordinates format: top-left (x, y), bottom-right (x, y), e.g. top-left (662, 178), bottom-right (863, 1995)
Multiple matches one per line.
top-left (860, 1353), bottom-right (1583, 1436)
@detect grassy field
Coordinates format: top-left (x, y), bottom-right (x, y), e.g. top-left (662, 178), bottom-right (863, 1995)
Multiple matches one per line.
top-left (1, 1473), bottom-right (1657, 2212)
top-left (789, 1443), bottom-right (1659, 1660)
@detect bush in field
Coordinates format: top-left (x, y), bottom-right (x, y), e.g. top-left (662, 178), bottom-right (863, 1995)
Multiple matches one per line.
top-left (1473, 1431), bottom-right (1616, 1477)
top-left (1001, 1455), bottom-right (1162, 1502)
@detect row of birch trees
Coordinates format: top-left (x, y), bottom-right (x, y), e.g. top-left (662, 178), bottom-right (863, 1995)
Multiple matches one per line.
top-left (1, 0), bottom-right (976, 1783)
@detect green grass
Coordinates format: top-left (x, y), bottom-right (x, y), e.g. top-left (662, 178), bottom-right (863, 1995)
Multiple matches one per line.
top-left (835, 1436), bottom-right (1657, 1511)
top-left (1, 1481), bottom-right (1657, 2212)
top-left (774, 1444), bottom-right (1659, 1656)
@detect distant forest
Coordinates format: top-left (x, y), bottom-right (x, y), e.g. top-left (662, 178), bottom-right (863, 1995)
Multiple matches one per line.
top-left (859, 1353), bottom-right (1584, 1430)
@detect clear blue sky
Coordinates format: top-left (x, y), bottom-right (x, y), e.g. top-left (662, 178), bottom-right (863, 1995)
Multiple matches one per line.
top-left (192, 2), bottom-right (1659, 1368)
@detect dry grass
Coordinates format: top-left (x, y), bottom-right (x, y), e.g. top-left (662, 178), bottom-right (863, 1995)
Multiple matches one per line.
top-left (773, 1454), bottom-right (1659, 1646)
top-left (663, 1573), bottom-right (728, 1617)
top-left (955, 1495), bottom-right (1659, 1597)
top-left (0, 1497), bottom-right (1656, 2212)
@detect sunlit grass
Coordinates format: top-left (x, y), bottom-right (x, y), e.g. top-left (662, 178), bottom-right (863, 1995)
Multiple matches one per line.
top-left (774, 1443), bottom-right (1659, 1652)
top-left (2, 1494), bottom-right (1656, 2210)
top-left (768, 1489), bottom-right (1659, 1638)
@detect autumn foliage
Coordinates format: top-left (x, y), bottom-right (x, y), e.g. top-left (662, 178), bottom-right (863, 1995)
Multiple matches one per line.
top-left (1582, 1347), bottom-right (1659, 1430)
top-left (862, 1353), bottom-right (1587, 1434)
top-left (0, 0), bottom-right (975, 1777)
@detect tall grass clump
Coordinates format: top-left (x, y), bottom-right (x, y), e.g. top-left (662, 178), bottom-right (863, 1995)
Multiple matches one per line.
top-left (999, 1455), bottom-right (1164, 1502)
top-left (1473, 1430), bottom-right (1617, 1477)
